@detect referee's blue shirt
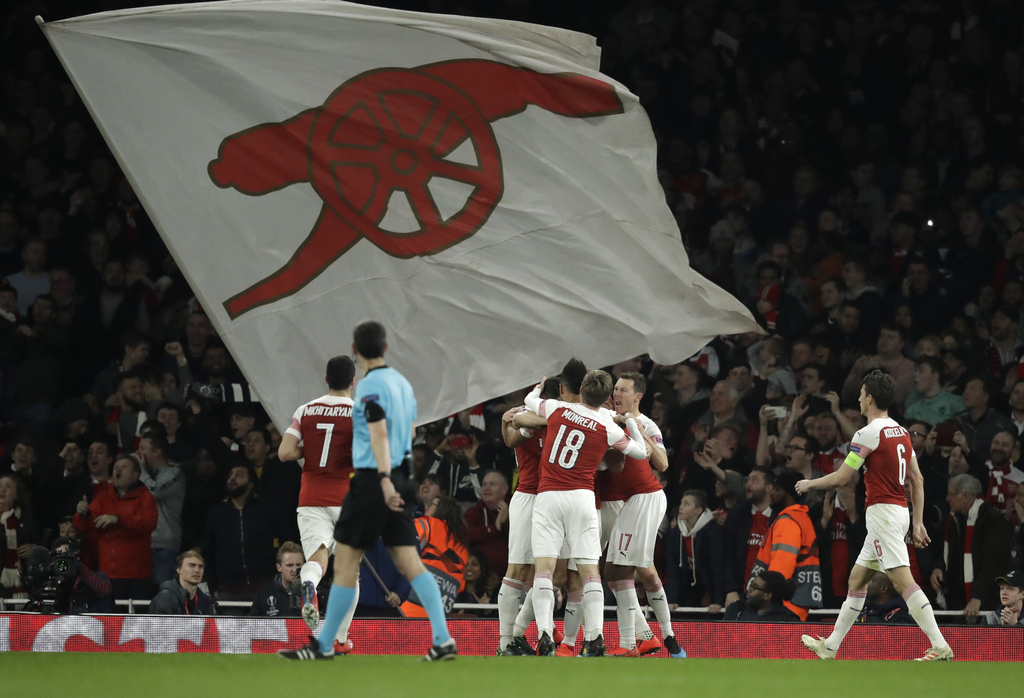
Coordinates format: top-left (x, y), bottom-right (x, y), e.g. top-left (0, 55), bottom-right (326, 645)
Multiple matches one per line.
top-left (352, 365), bottom-right (417, 470)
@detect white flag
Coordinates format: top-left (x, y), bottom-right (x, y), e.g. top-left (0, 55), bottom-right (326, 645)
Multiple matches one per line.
top-left (41, 0), bottom-right (758, 428)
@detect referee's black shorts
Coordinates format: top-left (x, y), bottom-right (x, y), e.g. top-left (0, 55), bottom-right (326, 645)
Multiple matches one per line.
top-left (334, 470), bottom-right (418, 550)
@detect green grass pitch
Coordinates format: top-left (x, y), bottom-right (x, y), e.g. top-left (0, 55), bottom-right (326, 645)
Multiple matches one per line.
top-left (0, 653), bottom-right (1017, 698)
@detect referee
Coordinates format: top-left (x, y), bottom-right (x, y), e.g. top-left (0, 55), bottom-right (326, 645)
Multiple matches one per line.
top-left (280, 321), bottom-right (457, 661)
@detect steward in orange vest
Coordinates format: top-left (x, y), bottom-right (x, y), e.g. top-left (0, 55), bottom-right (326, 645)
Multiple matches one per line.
top-left (401, 496), bottom-right (468, 618)
top-left (749, 470), bottom-right (822, 620)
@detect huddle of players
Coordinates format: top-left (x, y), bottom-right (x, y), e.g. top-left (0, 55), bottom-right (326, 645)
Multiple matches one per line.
top-left (497, 358), bottom-right (686, 658)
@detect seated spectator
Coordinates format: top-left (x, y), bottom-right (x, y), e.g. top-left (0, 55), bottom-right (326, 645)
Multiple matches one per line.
top-left (842, 324), bottom-right (915, 411)
top-left (931, 474), bottom-right (1012, 617)
top-left (464, 470), bottom-right (510, 578)
top-left (73, 454), bottom-right (158, 601)
top-left (7, 237), bottom-right (49, 316)
top-left (138, 433), bottom-right (186, 585)
top-left (401, 495), bottom-right (468, 617)
top-left (149, 550), bottom-right (215, 615)
top-left (697, 380), bottom-right (750, 435)
top-left (858, 572), bottom-right (912, 624)
top-left (456, 549), bottom-right (500, 615)
top-left (979, 430), bottom-right (1024, 516)
top-left (981, 570), bottom-right (1024, 627)
top-left (427, 433), bottom-right (483, 508)
top-left (723, 570), bottom-right (799, 621)
top-left (107, 369), bottom-right (152, 453)
top-left (952, 376), bottom-right (1016, 461)
top-left (51, 536), bottom-right (113, 614)
top-left (783, 433), bottom-right (824, 507)
top-left (250, 541), bottom-right (303, 618)
top-left (712, 470), bottom-right (744, 524)
top-left (46, 437), bottom-right (92, 528)
top-left (156, 401), bottom-right (198, 463)
top-left (666, 489), bottom-right (725, 613)
top-left (986, 305), bottom-right (1023, 378)
top-left (811, 410), bottom-right (849, 474)
top-left (203, 463), bottom-right (279, 601)
top-left (1, 473), bottom-right (41, 599)
top-left (905, 356), bottom-right (964, 425)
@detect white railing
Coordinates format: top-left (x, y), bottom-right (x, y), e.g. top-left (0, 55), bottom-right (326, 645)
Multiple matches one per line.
top-left (0, 597), bottom-right (967, 617)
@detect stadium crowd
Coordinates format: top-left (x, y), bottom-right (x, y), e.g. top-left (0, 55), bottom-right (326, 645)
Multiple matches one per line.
top-left (1, 0), bottom-right (1024, 626)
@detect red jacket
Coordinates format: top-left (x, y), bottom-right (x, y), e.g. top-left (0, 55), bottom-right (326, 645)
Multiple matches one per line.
top-left (465, 500), bottom-right (509, 578)
top-left (73, 481), bottom-right (158, 580)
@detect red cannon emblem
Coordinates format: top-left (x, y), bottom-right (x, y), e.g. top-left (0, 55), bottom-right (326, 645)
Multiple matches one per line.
top-left (208, 59), bottom-right (623, 318)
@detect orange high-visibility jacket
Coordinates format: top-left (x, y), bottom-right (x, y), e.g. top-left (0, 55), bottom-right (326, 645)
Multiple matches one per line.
top-left (400, 516), bottom-right (467, 618)
top-left (749, 503), bottom-right (822, 620)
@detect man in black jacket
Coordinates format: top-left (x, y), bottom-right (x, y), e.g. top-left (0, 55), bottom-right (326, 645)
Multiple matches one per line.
top-left (666, 489), bottom-right (725, 612)
top-left (931, 474), bottom-right (1012, 617)
top-left (150, 550), bottom-right (215, 615)
top-left (203, 464), bottom-right (280, 601)
top-left (723, 466), bottom-right (775, 607)
top-left (724, 570), bottom-right (799, 621)
top-left (250, 541), bottom-right (303, 617)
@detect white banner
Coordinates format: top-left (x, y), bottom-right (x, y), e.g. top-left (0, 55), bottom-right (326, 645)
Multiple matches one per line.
top-left (41, 1), bottom-right (757, 428)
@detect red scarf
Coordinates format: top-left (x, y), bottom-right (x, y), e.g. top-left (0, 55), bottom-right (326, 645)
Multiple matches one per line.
top-left (2, 507), bottom-right (26, 598)
top-left (944, 498), bottom-right (982, 600)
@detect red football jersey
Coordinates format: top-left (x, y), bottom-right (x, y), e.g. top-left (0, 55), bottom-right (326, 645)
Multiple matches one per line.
top-left (599, 413), bottom-right (663, 500)
top-left (531, 400), bottom-right (633, 493)
top-left (849, 418), bottom-right (913, 508)
top-left (514, 426), bottom-right (545, 496)
top-left (287, 395), bottom-right (354, 507)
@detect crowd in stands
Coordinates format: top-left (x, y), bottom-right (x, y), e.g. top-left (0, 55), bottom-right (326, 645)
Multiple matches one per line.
top-left (2, 0), bottom-right (1024, 625)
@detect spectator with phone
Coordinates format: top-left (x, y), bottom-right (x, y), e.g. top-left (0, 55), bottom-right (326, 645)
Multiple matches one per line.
top-left (426, 433), bottom-right (483, 508)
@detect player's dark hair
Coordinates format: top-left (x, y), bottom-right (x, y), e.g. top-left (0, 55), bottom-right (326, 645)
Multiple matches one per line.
top-left (326, 355), bottom-right (356, 390)
top-left (619, 371), bottom-right (646, 395)
top-left (774, 469), bottom-right (802, 502)
top-left (353, 320), bottom-right (387, 359)
top-left (560, 357), bottom-right (587, 395)
top-left (541, 377), bottom-right (561, 400)
top-left (432, 495), bottom-right (469, 547)
top-left (580, 370), bottom-right (613, 408)
top-left (862, 369), bottom-right (897, 411)
top-left (682, 489), bottom-right (708, 511)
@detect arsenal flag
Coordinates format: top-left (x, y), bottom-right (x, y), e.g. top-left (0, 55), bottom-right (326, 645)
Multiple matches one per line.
top-left (41, 1), bottom-right (758, 428)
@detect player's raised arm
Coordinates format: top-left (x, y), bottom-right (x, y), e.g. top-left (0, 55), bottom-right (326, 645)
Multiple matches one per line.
top-left (795, 450), bottom-right (857, 494)
top-left (610, 417), bottom-right (646, 460)
top-left (501, 407), bottom-right (531, 448)
top-left (512, 409), bottom-right (547, 430)
top-left (523, 378), bottom-right (556, 417)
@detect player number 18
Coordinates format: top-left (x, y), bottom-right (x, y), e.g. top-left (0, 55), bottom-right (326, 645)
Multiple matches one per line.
top-left (548, 425), bottom-right (585, 469)
top-left (896, 444), bottom-right (907, 485)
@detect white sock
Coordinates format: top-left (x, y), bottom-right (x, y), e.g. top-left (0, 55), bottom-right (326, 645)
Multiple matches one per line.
top-left (335, 581), bottom-right (358, 643)
top-left (562, 591), bottom-right (583, 646)
top-left (646, 586), bottom-right (674, 639)
top-left (634, 607), bottom-right (654, 641)
top-left (582, 576), bottom-right (604, 642)
top-left (498, 578), bottom-right (523, 650)
top-left (905, 585), bottom-right (948, 648)
top-left (513, 586), bottom-right (535, 637)
top-left (610, 580), bottom-right (638, 649)
top-left (300, 561), bottom-right (324, 588)
top-left (825, 590), bottom-right (866, 651)
top-left (533, 574), bottom-right (555, 636)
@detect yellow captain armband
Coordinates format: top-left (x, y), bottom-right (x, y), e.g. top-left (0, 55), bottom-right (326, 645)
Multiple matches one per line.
top-left (844, 451), bottom-right (864, 470)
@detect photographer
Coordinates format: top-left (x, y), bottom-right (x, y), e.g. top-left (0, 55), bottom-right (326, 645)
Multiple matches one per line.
top-left (52, 537), bottom-right (113, 613)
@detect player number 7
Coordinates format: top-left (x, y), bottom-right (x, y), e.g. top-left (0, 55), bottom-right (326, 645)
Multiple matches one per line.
top-left (316, 423), bottom-right (334, 468)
